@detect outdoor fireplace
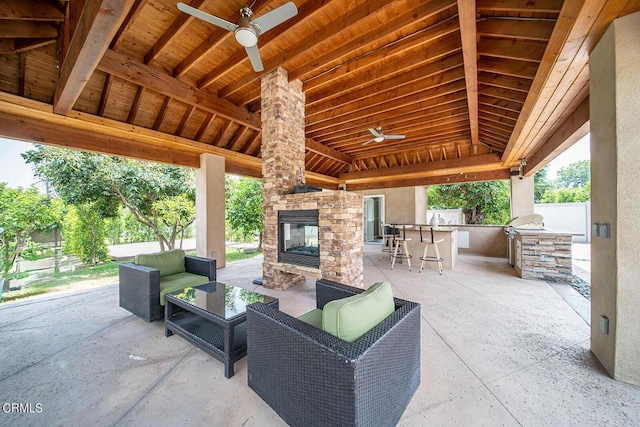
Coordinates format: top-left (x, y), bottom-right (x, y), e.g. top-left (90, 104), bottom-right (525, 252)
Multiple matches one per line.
top-left (278, 209), bottom-right (320, 268)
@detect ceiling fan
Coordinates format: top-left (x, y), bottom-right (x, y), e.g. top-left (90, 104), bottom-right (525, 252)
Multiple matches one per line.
top-left (362, 127), bottom-right (406, 145)
top-left (177, 1), bottom-right (298, 73)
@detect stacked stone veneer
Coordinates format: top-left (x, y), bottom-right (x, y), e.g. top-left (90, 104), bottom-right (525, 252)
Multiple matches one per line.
top-left (517, 232), bottom-right (572, 282)
top-left (261, 67), bottom-right (364, 290)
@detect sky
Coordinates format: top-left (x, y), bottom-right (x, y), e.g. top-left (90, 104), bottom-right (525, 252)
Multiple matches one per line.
top-left (0, 134), bottom-right (591, 189)
top-left (0, 137), bottom-right (40, 189)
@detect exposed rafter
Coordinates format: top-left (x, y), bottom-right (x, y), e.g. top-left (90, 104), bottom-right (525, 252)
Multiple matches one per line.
top-left (54, 0), bottom-right (135, 115)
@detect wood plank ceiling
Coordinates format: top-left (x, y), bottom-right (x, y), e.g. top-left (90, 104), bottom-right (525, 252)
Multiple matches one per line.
top-left (1, 0), bottom-right (639, 190)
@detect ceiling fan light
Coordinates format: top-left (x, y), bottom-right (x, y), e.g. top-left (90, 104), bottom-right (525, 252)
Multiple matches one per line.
top-left (374, 136), bottom-right (384, 143)
top-left (235, 27), bottom-right (258, 47)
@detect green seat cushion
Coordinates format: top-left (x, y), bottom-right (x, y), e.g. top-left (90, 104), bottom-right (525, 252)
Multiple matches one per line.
top-left (297, 308), bottom-right (323, 329)
top-left (135, 249), bottom-right (186, 278)
top-left (322, 281), bottom-right (395, 343)
top-left (159, 272), bottom-right (210, 305)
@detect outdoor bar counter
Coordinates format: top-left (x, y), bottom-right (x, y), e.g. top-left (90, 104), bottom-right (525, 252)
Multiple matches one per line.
top-left (388, 224), bottom-right (458, 270)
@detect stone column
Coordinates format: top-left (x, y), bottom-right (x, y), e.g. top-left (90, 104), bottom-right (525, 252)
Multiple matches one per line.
top-left (510, 176), bottom-right (534, 218)
top-left (589, 11), bottom-right (640, 386)
top-left (195, 153), bottom-right (226, 268)
top-left (261, 67), bottom-right (306, 289)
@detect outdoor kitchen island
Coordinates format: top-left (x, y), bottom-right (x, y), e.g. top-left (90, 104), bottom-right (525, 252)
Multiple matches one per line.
top-left (513, 229), bottom-right (578, 282)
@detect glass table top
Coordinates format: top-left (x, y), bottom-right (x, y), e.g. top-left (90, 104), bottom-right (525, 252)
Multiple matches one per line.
top-left (169, 282), bottom-right (277, 320)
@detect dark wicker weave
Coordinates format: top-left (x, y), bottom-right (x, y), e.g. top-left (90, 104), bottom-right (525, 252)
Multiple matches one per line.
top-left (118, 256), bottom-right (216, 322)
top-left (247, 279), bottom-right (421, 427)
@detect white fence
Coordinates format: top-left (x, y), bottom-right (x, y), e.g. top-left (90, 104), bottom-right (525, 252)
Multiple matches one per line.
top-left (534, 202), bottom-right (590, 243)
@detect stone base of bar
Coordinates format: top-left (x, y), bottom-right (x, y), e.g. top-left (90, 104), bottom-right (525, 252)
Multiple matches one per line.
top-left (515, 230), bottom-right (573, 282)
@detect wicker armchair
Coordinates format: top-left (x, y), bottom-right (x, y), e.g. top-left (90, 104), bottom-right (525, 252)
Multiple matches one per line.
top-left (119, 254), bottom-right (216, 322)
top-left (246, 279), bottom-right (421, 427)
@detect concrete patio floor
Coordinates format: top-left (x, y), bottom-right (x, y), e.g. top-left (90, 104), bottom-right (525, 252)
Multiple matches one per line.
top-left (1, 244), bottom-right (639, 426)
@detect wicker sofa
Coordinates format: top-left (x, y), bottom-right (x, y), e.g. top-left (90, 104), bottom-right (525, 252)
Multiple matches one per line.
top-left (118, 249), bottom-right (216, 322)
top-left (246, 278), bottom-right (421, 427)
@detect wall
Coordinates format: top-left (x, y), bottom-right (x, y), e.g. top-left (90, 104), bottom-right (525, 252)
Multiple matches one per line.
top-left (457, 225), bottom-right (507, 258)
top-left (590, 12), bottom-right (640, 385)
top-left (534, 202), bottom-right (590, 242)
top-left (359, 186), bottom-right (426, 224)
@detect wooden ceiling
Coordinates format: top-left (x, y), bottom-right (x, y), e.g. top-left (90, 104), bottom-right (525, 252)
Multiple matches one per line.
top-left (1, 0), bottom-right (639, 190)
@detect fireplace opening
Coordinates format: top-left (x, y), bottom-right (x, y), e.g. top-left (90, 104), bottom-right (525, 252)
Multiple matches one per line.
top-left (278, 209), bottom-right (320, 268)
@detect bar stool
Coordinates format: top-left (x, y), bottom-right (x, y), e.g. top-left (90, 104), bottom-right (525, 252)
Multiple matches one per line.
top-left (391, 225), bottom-right (412, 271)
top-left (379, 224), bottom-right (399, 261)
top-left (419, 226), bottom-right (443, 275)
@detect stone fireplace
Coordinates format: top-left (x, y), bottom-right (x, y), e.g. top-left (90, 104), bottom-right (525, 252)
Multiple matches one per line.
top-left (260, 67), bottom-right (364, 290)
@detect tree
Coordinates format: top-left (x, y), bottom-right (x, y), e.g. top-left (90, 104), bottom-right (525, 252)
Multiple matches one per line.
top-left (23, 146), bottom-right (195, 250)
top-left (226, 177), bottom-right (263, 248)
top-left (556, 160), bottom-right (590, 188)
top-left (0, 184), bottom-right (64, 277)
top-left (63, 204), bottom-right (110, 265)
top-left (427, 180), bottom-right (511, 225)
top-left (534, 165), bottom-right (553, 203)
top-left (541, 181), bottom-right (590, 203)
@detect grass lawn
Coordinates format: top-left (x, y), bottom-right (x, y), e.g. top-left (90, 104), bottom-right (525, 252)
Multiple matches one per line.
top-left (1, 262), bottom-right (122, 302)
top-left (1, 247), bottom-right (262, 303)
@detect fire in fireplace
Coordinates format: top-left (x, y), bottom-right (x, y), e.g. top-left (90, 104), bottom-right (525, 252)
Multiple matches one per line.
top-left (278, 209), bottom-right (320, 268)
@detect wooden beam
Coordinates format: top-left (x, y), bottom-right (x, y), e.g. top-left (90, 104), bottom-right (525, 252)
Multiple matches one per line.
top-left (458, 0), bottom-right (479, 147)
top-left (175, 105), bottom-right (194, 136)
top-left (0, 21), bottom-right (58, 38)
top-left (309, 99), bottom-right (469, 140)
top-left (289, 0), bottom-right (457, 84)
top-left (0, 0), bottom-right (64, 21)
top-left (524, 96), bottom-right (589, 176)
top-left (0, 92), bottom-right (263, 177)
top-left (306, 52), bottom-right (463, 107)
top-left (477, 20), bottom-right (555, 41)
top-left (153, 96), bottom-right (170, 130)
top-left (501, 0), bottom-right (626, 165)
top-left (478, 57), bottom-right (538, 80)
top-left (478, 39), bottom-right (546, 63)
top-left (347, 168), bottom-right (511, 191)
top-left (12, 38), bottom-right (56, 53)
top-left (478, 72), bottom-right (531, 93)
top-left (341, 153), bottom-right (502, 182)
top-left (305, 138), bottom-right (352, 165)
top-left (194, 112), bottom-right (214, 141)
top-left (96, 74), bottom-right (112, 116)
top-left (477, 0), bottom-right (563, 13)
top-left (144, 0), bottom-right (206, 66)
top-left (97, 49), bottom-right (261, 131)
top-left (54, 0), bottom-right (135, 115)
top-left (307, 64), bottom-right (465, 118)
top-left (111, 0), bottom-right (146, 50)
top-left (127, 86), bottom-right (145, 124)
top-left (0, 108), bottom-right (200, 168)
top-left (307, 80), bottom-right (467, 132)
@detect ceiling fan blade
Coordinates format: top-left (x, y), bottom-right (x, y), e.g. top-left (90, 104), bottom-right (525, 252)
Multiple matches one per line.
top-left (252, 2), bottom-right (298, 34)
top-left (245, 45), bottom-right (264, 72)
top-left (368, 128), bottom-right (381, 138)
top-left (385, 135), bottom-right (406, 140)
top-left (177, 2), bottom-right (238, 32)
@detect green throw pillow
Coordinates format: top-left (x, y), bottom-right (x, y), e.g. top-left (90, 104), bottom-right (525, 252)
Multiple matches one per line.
top-left (135, 249), bottom-right (186, 277)
top-left (322, 281), bottom-right (395, 343)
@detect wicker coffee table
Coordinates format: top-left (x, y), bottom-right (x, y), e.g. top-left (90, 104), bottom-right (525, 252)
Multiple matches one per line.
top-left (165, 282), bottom-right (278, 378)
